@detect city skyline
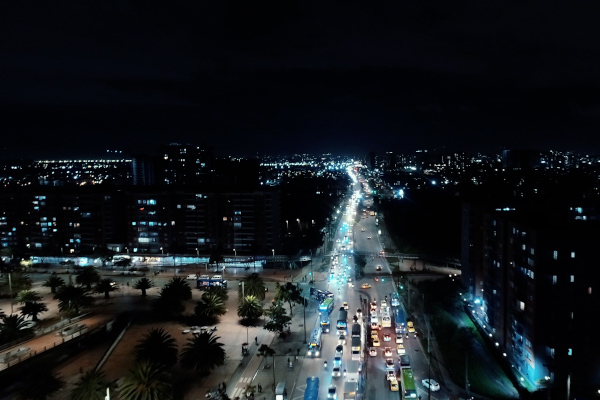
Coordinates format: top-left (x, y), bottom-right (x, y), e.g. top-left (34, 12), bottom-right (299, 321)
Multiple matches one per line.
top-left (2, 1), bottom-right (600, 159)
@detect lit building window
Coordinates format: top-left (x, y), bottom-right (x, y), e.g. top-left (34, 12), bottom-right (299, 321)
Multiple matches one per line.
top-left (522, 244), bottom-right (526, 251)
top-left (568, 348), bottom-right (573, 356)
top-left (571, 251), bottom-right (575, 258)
top-left (570, 275), bottom-right (575, 283)
top-left (530, 248), bottom-right (534, 255)
top-left (223, 217), bottom-right (227, 221)
top-left (588, 287), bottom-right (592, 294)
top-left (553, 275), bottom-right (557, 285)
top-left (553, 250), bottom-right (558, 260)
top-left (519, 301), bottom-right (525, 311)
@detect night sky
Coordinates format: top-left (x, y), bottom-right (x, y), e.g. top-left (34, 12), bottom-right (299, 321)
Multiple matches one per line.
top-left (1, 0), bottom-right (599, 159)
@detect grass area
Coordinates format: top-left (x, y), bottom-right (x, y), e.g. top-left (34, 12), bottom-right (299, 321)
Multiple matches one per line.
top-left (432, 309), bottom-right (518, 399)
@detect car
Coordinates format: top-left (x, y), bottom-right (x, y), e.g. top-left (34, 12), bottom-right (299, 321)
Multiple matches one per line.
top-left (371, 321), bottom-right (380, 330)
top-left (361, 283), bottom-right (372, 289)
top-left (334, 356), bottom-right (342, 366)
top-left (369, 347), bottom-right (377, 356)
top-left (356, 309), bottom-right (363, 318)
top-left (361, 228), bottom-right (366, 232)
top-left (332, 365), bottom-right (342, 377)
top-left (376, 265), bottom-right (382, 271)
top-left (327, 385), bottom-right (337, 399)
top-left (343, 302), bottom-right (349, 310)
top-left (396, 344), bottom-right (406, 355)
top-left (373, 336), bottom-right (381, 347)
top-left (186, 274), bottom-right (197, 280)
top-left (389, 378), bottom-right (399, 391)
top-left (371, 331), bottom-right (379, 340)
top-left (380, 299), bottom-right (387, 307)
top-left (385, 358), bottom-right (395, 370)
top-left (396, 334), bottom-right (403, 344)
top-left (400, 355), bottom-right (410, 368)
top-left (374, 277), bottom-right (379, 282)
top-left (407, 321), bottom-right (415, 333)
top-left (384, 347), bottom-right (393, 357)
top-left (338, 334), bottom-right (346, 345)
top-left (422, 379), bottom-right (441, 391)
top-left (386, 369), bottom-right (396, 381)
top-left (367, 236), bottom-right (372, 239)
top-left (348, 282), bottom-right (354, 288)
top-left (370, 301), bottom-right (377, 311)
top-left (383, 333), bottom-right (391, 341)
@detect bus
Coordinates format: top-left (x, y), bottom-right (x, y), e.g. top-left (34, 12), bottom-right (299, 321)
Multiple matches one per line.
top-left (351, 337), bottom-right (361, 360)
top-left (394, 307), bottom-right (406, 334)
top-left (401, 368), bottom-right (417, 398)
top-left (337, 309), bottom-right (348, 334)
top-left (319, 298), bottom-right (335, 314)
top-left (310, 287), bottom-right (334, 302)
top-left (307, 322), bottom-right (322, 357)
top-left (197, 275), bottom-right (228, 289)
top-left (304, 377), bottom-right (319, 400)
top-left (391, 292), bottom-right (400, 307)
top-left (321, 312), bottom-right (331, 333)
top-left (381, 306), bottom-right (391, 328)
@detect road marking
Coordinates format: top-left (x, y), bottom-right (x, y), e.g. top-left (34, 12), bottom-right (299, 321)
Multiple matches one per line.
top-left (231, 388), bottom-right (243, 398)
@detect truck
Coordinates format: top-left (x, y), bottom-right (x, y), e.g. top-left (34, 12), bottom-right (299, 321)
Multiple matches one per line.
top-left (351, 323), bottom-right (361, 338)
top-left (343, 360), bottom-right (360, 400)
top-left (351, 336), bottom-right (361, 360)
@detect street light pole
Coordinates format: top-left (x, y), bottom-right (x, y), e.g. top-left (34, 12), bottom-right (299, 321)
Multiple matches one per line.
top-left (303, 298), bottom-right (307, 344)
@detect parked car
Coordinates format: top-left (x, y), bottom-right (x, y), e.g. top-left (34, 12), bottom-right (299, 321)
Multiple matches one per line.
top-left (369, 347), bottom-right (377, 357)
top-left (384, 347), bottom-right (393, 357)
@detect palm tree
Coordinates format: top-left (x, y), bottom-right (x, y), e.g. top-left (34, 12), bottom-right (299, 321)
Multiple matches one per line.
top-left (75, 266), bottom-right (101, 290)
top-left (16, 364), bottom-right (64, 400)
top-left (0, 272), bottom-right (32, 297)
top-left (43, 275), bottom-right (65, 294)
top-left (94, 278), bottom-right (119, 299)
top-left (133, 278), bottom-right (155, 297)
top-left (0, 313), bottom-right (33, 343)
top-left (70, 369), bottom-right (107, 400)
top-left (134, 328), bottom-right (178, 368)
top-left (20, 301), bottom-right (48, 322)
top-left (163, 277), bottom-right (192, 301)
top-left (118, 360), bottom-right (172, 400)
top-left (194, 292), bottom-right (227, 321)
top-left (274, 282), bottom-right (303, 317)
top-left (204, 286), bottom-right (229, 303)
top-left (239, 273), bottom-right (266, 301)
top-left (13, 290), bottom-right (43, 305)
top-left (54, 284), bottom-right (94, 317)
top-left (237, 295), bottom-right (263, 323)
top-left (180, 332), bottom-right (225, 375)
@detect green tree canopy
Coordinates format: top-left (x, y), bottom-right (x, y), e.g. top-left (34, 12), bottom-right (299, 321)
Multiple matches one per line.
top-left (118, 360), bottom-right (172, 400)
top-left (237, 295), bottom-right (264, 323)
top-left (20, 301), bottom-right (48, 322)
top-left (239, 273), bottom-right (266, 301)
top-left (264, 301), bottom-right (291, 337)
top-left (133, 278), bottom-right (155, 297)
top-left (43, 275), bottom-right (65, 294)
top-left (134, 328), bottom-right (178, 368)
top-left (274, 282), bottom-right (303, 317)
top-left (75, 266), bottom-right (101, 290)
top-left (70, 369), bottom-right (107, 400)
top-left (180, 331), bottom-right (226, 375)
top-left (94, 278), bottom-right (119, 299)
top-left (54, 284), bottom-right (94, 317)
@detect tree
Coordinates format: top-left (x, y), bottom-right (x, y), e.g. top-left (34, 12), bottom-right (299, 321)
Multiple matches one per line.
top-left (54, 284), bottom-right (94, 317)
top-left (163, 277), bottom-right (192, 301)
top-left (264, 301), bottom-right (292, 337)
top-left (76, 266), bottom-right (101, 290)
top-left (20, 301), bottom-right (48, 322)
top-left (0, 272), bottom-right (32, 297)
top-left (274, 282), bottom-right (303, 317)
top-left (238, 273), bottom-right (266, 301)
top-left (237, 295), bottom-right (263, 323)
top-left (180, 331), bottom-right (226, 375)
top-left (204, 286), bottom-right (229, 303)
top-left (133, 278), bottom-right (155, 297)
top-left (43, 275), bottom-right (65, 294)
top-left (257, 344), bottom-right (276, 387)
top-left (134, 328), bottom-right (178, 368)
top-left (92, 247), bottom-right (116, 268)
top-left (70, 369), bottom-right (107, 400)
top-left (118, 360), bottom-right (172, 400)
top-left (13, 290), bottom-right (42, 305)
top-left (353, 254), bottom-right (366, 279)
top-left (0, 314), bottom-right (33, 343)
top-left (194, 292), bottom-right (227, 322)
top-left (94, 278), bottom-right (119, 299)
top-left (16, 363), bottom-right (64, 400)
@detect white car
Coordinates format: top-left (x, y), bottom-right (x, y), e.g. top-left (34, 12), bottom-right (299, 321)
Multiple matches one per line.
top-left (397, 344), bottom-right (406, 355)
top-left (422, 379), bottom-right (440, 391)
top-left (332, 365), bottom-right (342, 377)
top-left (327, 385), bottom-right (337, 399)
top-left (384, 347), bottom-right (393, 357)
top-left (338, 334), bottom-right (346, 345)
top-left (369, 347), bottom-right (377, 357)
top-left (396, 334), bottom-right (403, 344)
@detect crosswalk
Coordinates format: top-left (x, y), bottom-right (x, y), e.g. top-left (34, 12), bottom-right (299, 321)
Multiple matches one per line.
top-left (230, 377), bottom-right (254, 399)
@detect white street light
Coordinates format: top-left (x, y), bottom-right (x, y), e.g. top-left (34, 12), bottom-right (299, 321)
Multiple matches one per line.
top-left (272, 249), bottom-right (275, 257)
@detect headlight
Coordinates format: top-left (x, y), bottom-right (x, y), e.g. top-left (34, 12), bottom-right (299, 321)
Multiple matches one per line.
top-left (316, 351), bottom-right (320, 356)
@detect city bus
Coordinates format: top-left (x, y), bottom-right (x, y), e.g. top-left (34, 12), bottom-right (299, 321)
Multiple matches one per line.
top-left (310, 287), bottom-right (334, 302)
top-left (197, 275), bottom-right (228, 289)
top-left (319, 297), bottom-right (335, 314)
top-left (401, 368), bottom-right (417, 398)
top-left (337, 309), bottom-right (348, 334)
top-left (394, 307), bottom-right (406, 334)
top-left (304, 377), bottom-right (319, 400)
top-left (391, 292), bottom-right (400, 307)
top-left (307, 323), bottom-right (322, 357)
top-left (320, 312), bottom-right (331, 333)
top-left (381, 306), bottom-right (391, 328)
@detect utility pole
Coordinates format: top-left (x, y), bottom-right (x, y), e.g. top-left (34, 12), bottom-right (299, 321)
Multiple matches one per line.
top-left (242, 281), bottom-right (245, 299)
top-left (465, 350), bottom-right (470, 395)
top-left (303, 297), bottom-right (307, 344)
